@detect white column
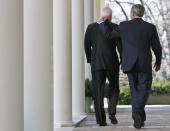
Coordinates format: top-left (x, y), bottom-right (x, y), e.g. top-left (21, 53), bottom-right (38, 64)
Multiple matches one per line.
top-left (93, 0), bottom-right (106, 21)
top-left (100, 0), bottom-right (106, 12)
top-left (84, 0), bottom-right (94, 80)
top-left (54, 0), bottom-right (73, 127)
top-left (0, 0), bottom-right (23, 131)
top-left (84, 0), bottom-right (94, 28)
top-left (24, 0), bottom-right (53, 131)
top-left (93, 0), bottom-right (101, 21)
top-left (72, 0), bottom-right (86, 117)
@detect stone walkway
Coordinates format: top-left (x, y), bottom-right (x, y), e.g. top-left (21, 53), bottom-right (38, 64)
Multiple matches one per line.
top-left (56, 105), bottom-right (170, 131)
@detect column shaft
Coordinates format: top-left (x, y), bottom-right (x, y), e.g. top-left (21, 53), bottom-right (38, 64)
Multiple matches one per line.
top-left (84, 0), bottom-right (94, 28)
top-left (0, 0), bottom-right (23, 131)
top-left (93, 0), bottom-right (101, 21)
top-left (93, 0), bottom-right (106, 21)
top-left (84, 0), bottom-right (94, 80)
top-left (72, 0), bottom-right (85, 117)
top-left (100, 0), bottom-right (106, 12)
top-left (53, 0), bottom-right (73, 127)
top-left (24, 0), bottom-right (53, 131)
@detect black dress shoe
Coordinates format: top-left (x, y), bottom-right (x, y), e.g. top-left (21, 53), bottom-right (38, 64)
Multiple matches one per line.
top-left (140, 111), bottom-right (146, 127)
top-left (109, 115), bottom-right (118, 124)
top-left (132, 113), bottom-right (142, 129)
top-left (141, 122), bottom-right (145, 127)
top-left (99, 122), bottom-right (107, 126)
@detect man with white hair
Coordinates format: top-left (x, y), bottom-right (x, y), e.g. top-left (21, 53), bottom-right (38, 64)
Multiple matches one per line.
top-left (84, 7), bottom-right (121, 126)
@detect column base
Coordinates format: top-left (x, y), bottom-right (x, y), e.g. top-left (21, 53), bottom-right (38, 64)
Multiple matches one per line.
top-left (54, 121), bottom-right (74, 128)
top-left (73, 114), bottom-right (87, 126)
top-left (54, 127), bottom-right (74, 131)
top-left (54, 115), bottom-right (87, 128)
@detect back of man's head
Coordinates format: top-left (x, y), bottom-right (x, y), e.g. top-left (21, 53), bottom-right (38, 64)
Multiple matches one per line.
top-left (131, 4), bottom-right (145, 18)
top-left (101, 7), bottom-right (112, 21)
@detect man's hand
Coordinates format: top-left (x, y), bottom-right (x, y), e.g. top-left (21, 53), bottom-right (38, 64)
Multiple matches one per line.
top-left (153, 63), bottom-right (161, 72)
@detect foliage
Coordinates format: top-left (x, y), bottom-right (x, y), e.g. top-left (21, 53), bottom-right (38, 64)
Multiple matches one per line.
top-left (147, 94), bottom-right (170, 105)
top-left (85, 79), bottom-right (131, 104)
top-left (85, 79), bottom-right (170, 104)
top-left (103, 83), bottom-right (110, 98)
top-left (85, 79), bottom-right (93, 97)
top-left (107, 0), bottom-right (170, 79)
top-left (104, 83), bottom-right (131, 105)
top-left (152, 80), bottom-right (170, 95)
top-left (118, 85), bottom-right (131, 105)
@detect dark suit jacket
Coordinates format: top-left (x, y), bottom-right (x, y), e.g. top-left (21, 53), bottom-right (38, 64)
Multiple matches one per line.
top-left (84, 22), bottom-right (121, 71)
top-left (102, 18), bottom-right (162, 73)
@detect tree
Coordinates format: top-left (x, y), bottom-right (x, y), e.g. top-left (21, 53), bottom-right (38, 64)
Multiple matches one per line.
top-left (107, 0), bottom-right (170, 79)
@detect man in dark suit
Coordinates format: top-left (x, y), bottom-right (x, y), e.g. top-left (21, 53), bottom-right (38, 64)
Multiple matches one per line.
top-left (84, 7), bottom-right (121, 126)
top-left (101, 4), bottom-right (162, 129)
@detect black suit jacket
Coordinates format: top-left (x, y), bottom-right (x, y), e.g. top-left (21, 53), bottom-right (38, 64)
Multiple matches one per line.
top-left (84, 22), bottom-right (121, 71)
top-left (102, 18), bottom-right (162, 73)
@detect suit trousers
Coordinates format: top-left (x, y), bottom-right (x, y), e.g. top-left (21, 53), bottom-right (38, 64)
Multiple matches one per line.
top-left (92, 69), bottom-right (120, 124)
top-left (127, 66), bottom-right (152, 122)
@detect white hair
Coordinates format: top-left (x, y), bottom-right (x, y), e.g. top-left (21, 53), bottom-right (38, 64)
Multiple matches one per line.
top-left (101, 7), bottom-right (112, 17)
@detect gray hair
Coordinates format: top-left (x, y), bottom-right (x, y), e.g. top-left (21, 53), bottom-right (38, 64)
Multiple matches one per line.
top-left (101, 7), bottom-right (112, 17)
top-left (131, 4), bottom-right (145, 17)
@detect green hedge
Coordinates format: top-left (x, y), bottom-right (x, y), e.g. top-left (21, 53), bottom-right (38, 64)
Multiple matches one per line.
top-left (85, 79), bottom-right (93, 97)
top-left (152, 80), bottom-right (170, 95)
top-left (118, 85), bottom-right (131, 105)
top-left (85, 79), bottom-right (170, 105)
top-left (85, 79), bottom-right (131, 104)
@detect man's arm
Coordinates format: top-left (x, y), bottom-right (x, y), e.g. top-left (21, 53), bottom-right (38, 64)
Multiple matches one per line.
top-left (101, 21), bottom-right (121, 39)
top-left (84, 25), bottom-right (92, 63)
top-left (151, 26), bottom-right (162, 72)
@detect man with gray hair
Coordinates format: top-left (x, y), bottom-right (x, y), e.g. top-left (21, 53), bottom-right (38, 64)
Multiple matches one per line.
top-left (130, 4), bottom-right (145, 18)
top-left (84, 7), bottom-right (121, 126)
top-left (102, 4), bottom-right (162, 129)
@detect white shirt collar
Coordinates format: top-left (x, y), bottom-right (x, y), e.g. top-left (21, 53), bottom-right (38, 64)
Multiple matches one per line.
top-left (96, 20), bottom-right (104, 24)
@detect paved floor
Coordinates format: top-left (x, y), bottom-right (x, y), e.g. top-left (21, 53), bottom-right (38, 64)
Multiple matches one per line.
top-left (56, 105), bottom-right (170, 131)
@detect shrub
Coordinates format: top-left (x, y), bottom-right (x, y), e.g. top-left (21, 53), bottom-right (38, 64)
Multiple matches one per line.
top-left (152, 80), bottom-right (170, 95)
top-left (85, 79), bottom-right (170, 105)
top-left (85, 79), bottom-right (93, 97)
top-left (104, 83), bottom-right (131, 105)
top-left (103, 83), bottom-right (110, 98)
top-left (119, 85), bottom-right (131, 105)
top-left (85, 79), bottom-right (131, 104)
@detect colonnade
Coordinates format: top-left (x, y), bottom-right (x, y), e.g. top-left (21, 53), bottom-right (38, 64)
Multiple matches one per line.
top-left (0, 0), bottom-right (106, 131)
